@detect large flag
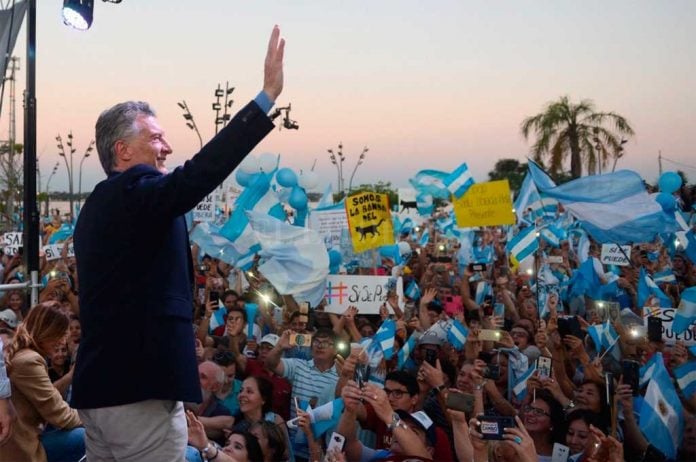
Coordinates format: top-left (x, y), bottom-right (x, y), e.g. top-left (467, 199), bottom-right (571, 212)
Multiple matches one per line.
top-left (638, 267), bottom-right (672, 308)
top-left (373, 319), bottom-right (396, 360)
top-left (416, 193), bottom-right (434, 216)
top-left (674, 361), bottom-right (696, 400)
top-left (506, 226), bottom-right (538, 263)
top-left (673, 286), bottom-right (696, 335)
top-left (527, 161), bottom-right (678, 244)
top-left (247, 211), bottom-right (329, 307)
top-left (398, 331), bottom-right (419, 369)
top-left (443, 163), bottom-right (475, 199)
top-left (514, 173), bottom-right (559, 223)
top-left (190, 221), bottom-right (257, 269)
top-left (639, 353), bottom-right (683, 460)
top-left (409, 169), bottom-right (451, 199)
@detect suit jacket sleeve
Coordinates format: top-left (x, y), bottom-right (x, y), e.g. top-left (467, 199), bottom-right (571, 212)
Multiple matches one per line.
top-left (123, 100), bottom-right (274, 220)
top-left (12, 352), bottom-right (82, 429)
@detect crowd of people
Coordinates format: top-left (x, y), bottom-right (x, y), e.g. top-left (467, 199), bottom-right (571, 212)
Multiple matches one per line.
top-left (2, 184), bottom-right (696, 462)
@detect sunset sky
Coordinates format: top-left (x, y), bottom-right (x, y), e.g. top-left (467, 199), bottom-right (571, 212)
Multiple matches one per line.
top-left (4, 0), bottom-right (695, 193)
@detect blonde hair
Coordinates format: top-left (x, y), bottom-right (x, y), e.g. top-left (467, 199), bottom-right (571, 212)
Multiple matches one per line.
top-left (4, 302), bottom-right (69, 369)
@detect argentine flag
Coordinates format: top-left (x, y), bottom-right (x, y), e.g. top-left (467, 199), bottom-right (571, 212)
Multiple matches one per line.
top-left (639, 353), bottom-right (660, 388)
top-left (446, 319), bottom-right (469, 350)
top-left (512, 364), bottom-right (537, 401)
top-left (638, 267), bottom-right (672, 309)
top-left (653, 268), bottom-right (677, 285)
top-left (586, 321), bottom-right (619, 356)
top-left (514, 173), bottom-right (559, 223)
top-left (416, 193), bottom-right (434, 216)
top-left (673, 286), bottom-right (696, 335)
top-left (307, 398), bottom-right (345, 437)
top-left (444, 163), bottom-right (475, 199)
top-left (506, 226), bottom-right (538, 263)
top-left (405, 280), bottom-right (421, 300)
top-left (398, 331), bottom-right (420, 369)
top-left (639, 353), bottom-right (683, 460)
top-left (373, 319), bottom-right (396, 360)
top-left (675, 361), bottom-right (696, 400)
top-left (409, 169), bottom-right (451, 199)
top-left (528, 161), bottom-right (678, 244)
top-left (539, 224), bottom-right (566, 248)
top-left (419, 228), bottom-right (430, 246)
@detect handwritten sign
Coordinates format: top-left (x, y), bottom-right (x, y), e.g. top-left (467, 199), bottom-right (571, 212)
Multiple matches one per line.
top-left (323, 275), bottom-right (404, 314)
top-left (3, 232), bottom-right (22, 256)
top-left (346, 192), bottom-right (394, 253)
top-left (453, 180), bottom-right (515, 228)
top-left (600, 244), bottom-right (631, 266)
top-left (193, 194), bottom-right (215, 222)
top-left (308, 207), bottom-right (349, 249)
top-left (42, 243), bottom-right (75, 261)
top-left (643, 307), bottom-right (696, 345)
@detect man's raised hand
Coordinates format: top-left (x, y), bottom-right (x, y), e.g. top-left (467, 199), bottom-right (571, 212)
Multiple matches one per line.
top-left (263, 25), bottom-right (285, 102)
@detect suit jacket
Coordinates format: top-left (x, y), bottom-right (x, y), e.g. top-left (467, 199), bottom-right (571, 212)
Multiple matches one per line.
top-left (1, 349), bottom-right (81, 462)
top-left (72, 101), bottom-right (274, 409)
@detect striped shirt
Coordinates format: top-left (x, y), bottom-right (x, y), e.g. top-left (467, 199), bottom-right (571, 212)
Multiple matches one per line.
top-left (0, 338), bottom-right (9, 399)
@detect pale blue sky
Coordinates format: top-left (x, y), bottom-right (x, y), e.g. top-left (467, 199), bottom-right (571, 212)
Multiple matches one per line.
top-left (4, 0), bottom-right (695, 192)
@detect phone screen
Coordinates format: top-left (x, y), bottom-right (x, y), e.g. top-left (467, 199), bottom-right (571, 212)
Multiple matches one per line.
top-left (647, 316), bottom-right (662, 342)
top-left (537, 356), bottom-right (553, 379)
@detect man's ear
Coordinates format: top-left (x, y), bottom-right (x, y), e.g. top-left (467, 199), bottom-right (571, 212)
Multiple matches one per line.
top-left (114, 139), bottom-right (131, 164)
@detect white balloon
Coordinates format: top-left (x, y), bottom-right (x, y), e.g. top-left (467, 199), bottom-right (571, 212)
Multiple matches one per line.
top-left (298, 171), bottom-right (320, 190)
top-left (239, 156), bottom-right (259, 174)
top-left (258, 153), bottom-right (278, 173)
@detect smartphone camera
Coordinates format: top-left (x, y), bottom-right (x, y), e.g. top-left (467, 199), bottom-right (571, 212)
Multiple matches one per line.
top-left (424, 349), bottom-right (438, 366)
top-left (209, 291), bottom-right (220, 304)
top-left (477, 416), bottom-right (515, 440)
top-left (354, 364), bottom-right (371, 389)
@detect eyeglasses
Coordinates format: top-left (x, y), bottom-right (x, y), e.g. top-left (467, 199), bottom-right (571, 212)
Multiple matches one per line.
top-left (312, 340), bottom-right (334, 348)
top-left (384, 388), bottom-right (408, 399)
top-left (522, 405), bottom-right (550, 417)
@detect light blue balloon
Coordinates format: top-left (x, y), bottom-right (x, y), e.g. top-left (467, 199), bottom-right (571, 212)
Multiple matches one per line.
top-left (235, 169), bottom-right (252, 187)
top-left (658, 171), bottom-right (682, 194)
top-left (276, 168), bottom-right (298, 188)
top-left (328, 249), bottom-right (342, 267)
top-left (655, 192), bottom-right (676, 212)
top-left (288, 186), bottom-right (308, 210)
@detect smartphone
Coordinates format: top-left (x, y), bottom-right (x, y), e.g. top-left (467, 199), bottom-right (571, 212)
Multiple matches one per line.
top-left (209, 291), bottom-right (220, 304)
top-left (647, 316), bottom-right (662, 342)
top-left (605, 372), bottom-right (614, 406)
top-left (445, 392), bottom-right (475, 413)
top-left (289, 333), bottom-right (312, 347)
top-left (622, 359), bottom-right (640, 396)
top-left (327, 432), bottom-right (346, 452)
top-left (468, 263), bottom-right (485, 272)
top-left (558, 317), bottom-right (583, 340)
top-left (424, 349), bottom-right (438, 366)
top-left (354, 364), bottom-right (371, 388)
top-left (547, 255), bottom-right (564, 264)
top-left (478, 415), bottom-right (515, 440)
top-left (437, 256), bottom-right (451, 263)
top-left (551, 443), bottom-right (570, 462)
top-left (494, 303), bottom-right (505, 318)
top-left (482, 364), bottom-right (500, 380)
top-left (537, 356), bottom-right (553, 379)
top-left (479, 330), bottom-right (502, 342)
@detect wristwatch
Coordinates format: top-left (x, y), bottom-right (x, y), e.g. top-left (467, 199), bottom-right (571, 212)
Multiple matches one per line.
top-left (474, 379), bottom-right (488, 391)
top-left (433, 383), bottom-right (447, 394)
top-left (563, 400), bottom-right (576, 411)
top-left (201, 443), bottom-right (219, 461)
top-left (387, 412), bottom-right (403, 432)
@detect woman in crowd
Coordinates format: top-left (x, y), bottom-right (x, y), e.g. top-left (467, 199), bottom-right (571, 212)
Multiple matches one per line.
top-left (231, 377), bottom-right (288, 438)
top-left (1, 301), bottom-right (84, 462)
top-left (1, 289), bottom-right (26, 322)
top-left (520, 390), bottom-right (564, 461)
top-left (187, 410), bottom-right (264, 462)
top-left (249, 420), bottom-right (290, 462)
top-left (47, 339), bottom-right (73, 399)
top-left (563, 409), bottom-right (608, 462)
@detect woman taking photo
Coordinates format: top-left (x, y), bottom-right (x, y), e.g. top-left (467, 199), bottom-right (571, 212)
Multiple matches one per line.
top-left (1, 301), bottom-right (84, 462)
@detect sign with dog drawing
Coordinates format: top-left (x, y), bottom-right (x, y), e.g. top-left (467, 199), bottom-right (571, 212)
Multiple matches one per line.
top-left (346, 192), bottom-right (394, 253)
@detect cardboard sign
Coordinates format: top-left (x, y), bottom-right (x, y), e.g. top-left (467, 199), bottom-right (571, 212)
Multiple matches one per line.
top-left (2, 232), bottom-right (22, 247)
top-left (453, 180), bottom-right (515, 227)
top-left (346, 192), bottom-right (394, 253)
top-left (323, 275), bottom-right (404, 314)
top-left (600, 244), bottom-right (631, 266)
top-left (643, 307), bottom-right (696, 345)
top-left (193, 194), bottom-right (215, 222)
top-left (42, 243), bottom-right (75, 261)
top-left (308, 207), bottom-right (349, 249)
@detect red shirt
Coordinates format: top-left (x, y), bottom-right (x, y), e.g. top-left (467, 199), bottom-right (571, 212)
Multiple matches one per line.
top-left (244, 359), bottom-right (292, 420)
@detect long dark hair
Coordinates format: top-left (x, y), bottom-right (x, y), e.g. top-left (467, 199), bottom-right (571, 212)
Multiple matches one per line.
top-left (250, 420), bottom-right (289, 461)
top-left (247, 376), bottom-right (274, 415)
top-left (532, 389), bottom-right (565, 445)
top-left (228, 430), bottom-right (264, 462)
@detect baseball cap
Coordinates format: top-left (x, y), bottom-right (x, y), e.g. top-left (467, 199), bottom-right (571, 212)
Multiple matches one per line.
top-left (418, 332), bottom-right (443, 347)
top-left (0, 309), bottom-right (18, 329)
top-left (260, 333), bottom-right (279, 347)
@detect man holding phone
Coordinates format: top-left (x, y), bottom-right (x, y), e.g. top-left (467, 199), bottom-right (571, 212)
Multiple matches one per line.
top-left (72, 26), bottom-right (286, 461)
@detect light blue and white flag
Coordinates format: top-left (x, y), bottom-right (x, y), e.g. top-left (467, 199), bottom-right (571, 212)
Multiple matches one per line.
top-left (316, 183), bottom-right (334, 209)
top-left (638, 267), bottom-right (672, 309)
top-left (512, 364), bottom-right (537, 401)
top-left (190, 221), bottom-right (257, 268)
top-left (416, 193), bottom-right (434, 216)
top-left (639, 353), bottom-right (683, 460)
top-left (307, 398), bottom-right (345, 437)
top-left (436, 215), bottom-right (455, 234)
top-left (587, 321), bottom-right (619, 354)
top-left (675, 361), bottom-right (696, 400)
top-left (475, 280), bottom-right (492, 306)
top-left (247, 211), bottom-right (329, 307)
top-left (446, 319), bottom-right (469, 350)
top-left (398, 331), bottom-right (420, 369)
top-left (514, 173), bottom-right (559, 224)
top-left (419, 228), bottom-right (430, 247)
top-left (409, 169), bottom-right (451, 200)
top-left (506, 225), bottom-right (538, 263)
top-left (48, 223), bottom-right (74, 244)
top-left (639, 353), bottom-right (661, 388)
top-left (653, 268), bottom-right (677, 285)
top-left (444, 163), bottom-right (475, 199)
top-left (528, 161), bottom-right (678, 244)
top-left (673, 286), bottom-right (696, 335)
top-left (208, 306), bottom-right (226, 333)
top-left (373, 319), bottom-right (396, 360)
top-left (684, 229), bottom-right (696, 266)
top-left (405, 280), bottom-right (421, 300)
top-left (539, 224), bottom-right (566, 248)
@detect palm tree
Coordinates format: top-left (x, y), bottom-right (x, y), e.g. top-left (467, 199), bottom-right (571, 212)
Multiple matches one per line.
top-left (521, 96), bottom-right (634, 178)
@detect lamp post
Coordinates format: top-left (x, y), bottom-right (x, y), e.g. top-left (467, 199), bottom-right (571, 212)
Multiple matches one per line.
top-left (348, 147), bottom-right (369, 192)
top-left (44, 161), bottom-right (59, 216)
top-left (212, 82), bottom-right (234, 135)
top-left (612, 139), bottom-right (628, 173)
top-left (327, 143), bottom-right (345, 193)
top-left (56, 132), bottom-right (75, 221)
top-left (78, 140), bottom-right (95, 208)
top-left (177, 100), bottom-right (203, 149)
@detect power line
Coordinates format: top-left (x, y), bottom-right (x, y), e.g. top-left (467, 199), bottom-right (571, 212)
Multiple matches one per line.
top-left (661, 156), bottom-right (696, 171)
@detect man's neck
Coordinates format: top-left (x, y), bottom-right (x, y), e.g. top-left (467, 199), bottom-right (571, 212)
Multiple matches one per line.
top-left (313, 357), bottom-right (334, 372)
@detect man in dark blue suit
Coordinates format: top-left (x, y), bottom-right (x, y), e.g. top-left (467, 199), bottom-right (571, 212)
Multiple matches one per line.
top-left (72, 26), bottom-right (286, 461)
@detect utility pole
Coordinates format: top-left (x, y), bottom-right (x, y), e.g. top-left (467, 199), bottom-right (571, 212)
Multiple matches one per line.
top-left (3, 56), bottom-right (20, 226)
top-left (658, 150), bottom-right (663, 176)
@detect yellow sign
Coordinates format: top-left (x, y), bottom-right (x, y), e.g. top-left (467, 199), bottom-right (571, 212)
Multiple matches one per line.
top-left (453, 179), bottom-right (515, 227)
top-left (345, 192), bottom-right (395, 253)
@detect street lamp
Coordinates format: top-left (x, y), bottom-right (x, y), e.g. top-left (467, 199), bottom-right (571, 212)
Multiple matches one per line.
top-left (212, 82), bottom-right (234, 135)
top-left (177, 100), bottom-right (203, 149)
top-left (348, 146), bottom-right (369, 192)
top-left (327, 143), bottom-right (345, 192)
top-left (78, 140), bottom-right (95, 208)
top-left (44, 162), bottom-right (59, 216)
top-left (611, 139), bottom-right (628, 173)
top-left (56, 132), bottom-right (94, 221)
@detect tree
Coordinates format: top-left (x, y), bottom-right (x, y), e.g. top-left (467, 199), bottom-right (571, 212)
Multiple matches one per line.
top-left (488, 159), bottom-right (527, 192)
top-left (521, 96), bottom-right (634, 178)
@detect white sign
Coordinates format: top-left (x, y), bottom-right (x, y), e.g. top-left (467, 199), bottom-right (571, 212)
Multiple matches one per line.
top-left (42, 243), bottom-right (75, 261)
top-left (323, 275), bottom-right (403, 314)
top-left (600, 244), bottom-right (632, 266)
top-left (308, 208), bottom-right (349, 249)
top-left (193, 194), bottom-right (215, 222)
top-left (644, 307), bottom-right (696, 345)
top-left (2, 232), bottom-right (22, 247)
